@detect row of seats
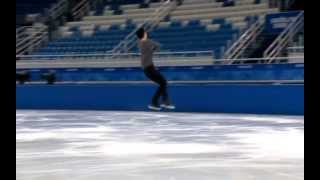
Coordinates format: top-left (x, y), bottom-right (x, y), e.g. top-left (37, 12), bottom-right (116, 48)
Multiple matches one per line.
top-left (94, 0), bottom-right (161, 16)
top-left (33, 18), bottom-right (240, 58)
top-left (31, 0), bottom-right (277, 59)
top-left (69, 0), bottom-right (272, 27)
top-left (49, 34), bottom-right (234, 45)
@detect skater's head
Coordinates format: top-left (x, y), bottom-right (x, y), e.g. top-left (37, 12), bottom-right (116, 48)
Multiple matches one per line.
top-left (136, 27), bottom-right (147, 40)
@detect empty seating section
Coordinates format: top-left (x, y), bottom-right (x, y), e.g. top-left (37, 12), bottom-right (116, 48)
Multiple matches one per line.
top-left (32, 0), bottom-right (278, 59)
top-left (16, 0), bottom-right (58, 16)
top-left (94, 0), bottom-right (160, 16)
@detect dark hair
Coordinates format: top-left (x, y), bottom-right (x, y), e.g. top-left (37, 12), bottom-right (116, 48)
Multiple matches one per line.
top-left (136, 27), bottom-right (145, 39)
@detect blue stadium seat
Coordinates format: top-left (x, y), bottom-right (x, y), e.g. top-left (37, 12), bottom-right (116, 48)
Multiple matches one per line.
top-left (33, 17), bottom-right (243, 59)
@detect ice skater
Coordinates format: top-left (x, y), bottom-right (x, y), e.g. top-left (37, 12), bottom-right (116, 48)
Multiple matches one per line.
top-left (136, 27), bottom-right (175, 111)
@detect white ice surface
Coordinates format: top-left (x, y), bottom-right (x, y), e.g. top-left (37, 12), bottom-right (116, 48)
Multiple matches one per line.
top-left (16, 110), bottom-right (304, 180)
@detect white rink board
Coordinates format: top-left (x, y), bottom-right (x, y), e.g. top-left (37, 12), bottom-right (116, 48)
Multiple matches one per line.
top-left (16, 110), bottom-right (304, 180)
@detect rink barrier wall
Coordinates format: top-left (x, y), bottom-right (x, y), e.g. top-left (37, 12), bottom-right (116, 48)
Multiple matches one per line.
top-left (17, 63), bottom-right (304, 82)
top-left (16, 83), bottom-right (304, 115)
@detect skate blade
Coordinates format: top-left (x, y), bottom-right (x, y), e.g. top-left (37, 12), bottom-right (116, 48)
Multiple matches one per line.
top-left (148, 105), bottom-right (162, 111)
top-left (160, 104), bottom-right (176, 110)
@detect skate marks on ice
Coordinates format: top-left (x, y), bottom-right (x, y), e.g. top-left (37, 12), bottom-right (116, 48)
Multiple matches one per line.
top-left (16, 110), bottom-right (304, 180)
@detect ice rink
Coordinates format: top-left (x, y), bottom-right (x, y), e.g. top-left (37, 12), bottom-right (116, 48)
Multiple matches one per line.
top-left (16, 110), bottom-right (304, 180)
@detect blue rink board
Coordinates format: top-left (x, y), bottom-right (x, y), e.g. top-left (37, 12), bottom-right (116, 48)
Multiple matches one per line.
top-left (18, 63), bottom-right (304, 82)
top-left (16, 83), bottom-right (304, 115)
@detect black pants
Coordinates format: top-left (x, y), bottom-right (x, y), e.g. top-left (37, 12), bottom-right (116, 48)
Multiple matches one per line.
top-left (144, 65), bottom-right (169, 105)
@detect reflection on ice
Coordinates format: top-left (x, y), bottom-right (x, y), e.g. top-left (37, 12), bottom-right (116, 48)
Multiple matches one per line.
top-left (16, 110), bottom-right (304, 180)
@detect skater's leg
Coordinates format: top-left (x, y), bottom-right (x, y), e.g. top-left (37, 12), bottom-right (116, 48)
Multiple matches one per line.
top-left (152, 87), bottom-right (162, 105)
top-left (144, 66), bottom-right (164, 105)
top-left (158, 78), bottom-right (169, 104)
top-left (147, 69), bottom-right (175, 109)
top-left (144, 66), bottom-right (170, 104)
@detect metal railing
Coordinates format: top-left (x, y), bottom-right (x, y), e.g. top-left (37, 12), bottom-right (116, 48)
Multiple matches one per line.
top-left (71, 0), bottom-right (90, 21)
top-left (263, 11), bottom-right (304, 63)
top-left (47, 0), bottom-right (68, 20)
top-left (110, 1), bottom-right (177, 58)
top-left (16, 55), bottom-right (303, 69)
top-left (16, 25), bottom-right (49, 55)
top-left (16, 50), bottom-right (213, 60)
top-left (223, 18), bottom-right (264, 63)
top-left (218, 56), bottom-right (304, 64)
top-left (16, 26), bottom-right (28, 44)
top-left (20, 80), bottom-right (304, 85)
